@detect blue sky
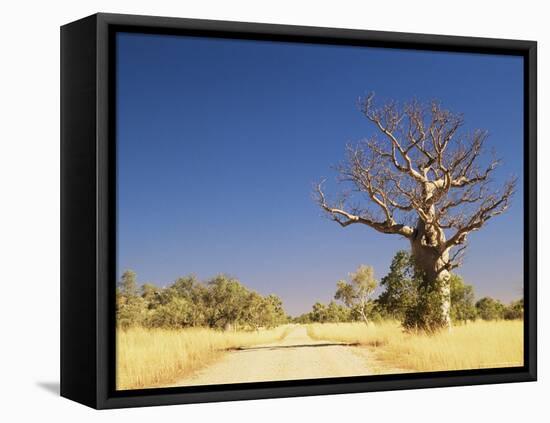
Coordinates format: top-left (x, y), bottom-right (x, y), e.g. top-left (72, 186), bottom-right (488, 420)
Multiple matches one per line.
top-left (116, 32), bottom-right (524, 316)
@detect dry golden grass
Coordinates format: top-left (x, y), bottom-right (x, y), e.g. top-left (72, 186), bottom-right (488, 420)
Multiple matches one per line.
top-left (117, 325), bottom-right (291, 390)
top-left (307, 320), bottom-right (523, 372)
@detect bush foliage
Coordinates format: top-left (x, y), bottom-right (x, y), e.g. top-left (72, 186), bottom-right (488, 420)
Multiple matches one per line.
top-left (116, 271), bottom-right (288, 330)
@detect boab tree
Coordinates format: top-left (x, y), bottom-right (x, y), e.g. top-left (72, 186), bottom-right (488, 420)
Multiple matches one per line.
top-left (316, 94), bottom-right (515, 331)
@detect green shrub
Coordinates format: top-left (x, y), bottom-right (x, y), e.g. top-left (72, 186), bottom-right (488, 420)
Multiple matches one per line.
top-left (503, 299), bottom-right (524, 320)
top-left (475, 297), bottom-right (506, 320)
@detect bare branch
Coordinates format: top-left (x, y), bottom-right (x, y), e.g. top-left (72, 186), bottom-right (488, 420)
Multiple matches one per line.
top-left (452, 159), bottom-right (499, 187)
top-left (445, 178), bottom-right (517, 248)
top-left (440, 244), bottom-right (468, 273)
top-left (315, 181), bottom-right (414, 238)
top-left (360, 95), bottom-right (426, 183)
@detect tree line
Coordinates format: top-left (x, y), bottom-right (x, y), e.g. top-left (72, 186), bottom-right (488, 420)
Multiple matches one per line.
top-left (117, 251), bottom-right (523, 332)
top-left (294, 250), bottom-right (523, 328)
top-left (116, 271), bottom-right (289, 330)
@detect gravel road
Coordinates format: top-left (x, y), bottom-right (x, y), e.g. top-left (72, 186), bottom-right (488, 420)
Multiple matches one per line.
top-left (173, 325), bottom-right (384, 387)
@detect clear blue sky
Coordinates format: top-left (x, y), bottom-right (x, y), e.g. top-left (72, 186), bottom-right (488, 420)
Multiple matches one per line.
top-left (116, 32), bottom-right (524, 316)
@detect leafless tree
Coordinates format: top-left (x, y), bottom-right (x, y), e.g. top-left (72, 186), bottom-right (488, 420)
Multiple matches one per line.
top-left (316, 94), bottom-right (516, 329)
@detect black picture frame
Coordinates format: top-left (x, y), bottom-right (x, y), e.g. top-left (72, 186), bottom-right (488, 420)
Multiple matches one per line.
top-left (60, 12), bottom-right (537, 409)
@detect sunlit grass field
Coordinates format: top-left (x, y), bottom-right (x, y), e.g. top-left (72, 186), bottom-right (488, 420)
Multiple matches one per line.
top-left (116, 325), bottom-right (290, 390)
top-left (117, 320), bottom-right (523, 389)
top-left (307, 320), bottom-right (523, 372)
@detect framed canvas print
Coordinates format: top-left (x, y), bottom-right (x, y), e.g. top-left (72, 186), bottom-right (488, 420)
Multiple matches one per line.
top-left (60, 13), bottom-right (537, 409)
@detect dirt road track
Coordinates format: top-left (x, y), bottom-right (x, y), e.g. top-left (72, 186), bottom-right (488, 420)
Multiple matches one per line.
top-left (172, 325), bottom-right (383, 387)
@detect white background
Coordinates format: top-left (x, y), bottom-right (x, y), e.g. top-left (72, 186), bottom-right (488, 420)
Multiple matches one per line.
top-left (0, 1), bottom-right (546, 421)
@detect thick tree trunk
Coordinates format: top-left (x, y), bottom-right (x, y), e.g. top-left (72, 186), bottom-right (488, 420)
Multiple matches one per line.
top-left (410, 219), bottom-right (452, 330)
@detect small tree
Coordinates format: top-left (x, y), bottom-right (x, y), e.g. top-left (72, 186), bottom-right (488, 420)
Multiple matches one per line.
top-left (310, 302), bottom-right (329, 323)
top-left (205, 275), bottom-right (250, 330)
top-left (116, 270), bottom-right (145, 328)
top-left (335, 265), bottom-right (377, 325)
top-left (326, 301), bottom-right (352, 322)
top-left (119, 270), bottom-right (138, 298)
top-left (475, 297), bottom-right (505, 320)
top-left (503, 299), bottom-right (524, 320)
top-left (377, 251), bottom-right (417, 319)
top-left (264, 294), bottom-right (287, 327)
top-left (144, 297), bottom-right (195, 328)
top-left (170, 275), bottom-right (198, 299)
top-left (449, 274), bottom-right (476, 323)
top-left (246, 293), bottom-right (287, 329)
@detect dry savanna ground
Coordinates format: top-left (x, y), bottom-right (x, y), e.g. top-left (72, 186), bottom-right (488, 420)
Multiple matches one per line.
top-left (116, 325), bottom-right (291, 390)
top-left (117, 320), bottom-right (523, 390)
top-left (308, 320), bottom-right (524, 372)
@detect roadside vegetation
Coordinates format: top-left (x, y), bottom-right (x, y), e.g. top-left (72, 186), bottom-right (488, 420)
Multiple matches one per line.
top-left (294, 251), bottom-right (524, 328)
top-left (307, 320), bottom-right (523, 372)
top-left (117, 271), bottom-right (289, 330)
top-left (117, 325), bottom-right (290, 389)
top-left (116, 271), bottom-right (290, 389)
top-left (300, 249), bottom-right (523, 373)
top-left (116, 251), bottom-right (523, 388)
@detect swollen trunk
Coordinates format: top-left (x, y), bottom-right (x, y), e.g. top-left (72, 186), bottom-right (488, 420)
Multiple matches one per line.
top-left (410, 220), bottom-right (451, 330)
